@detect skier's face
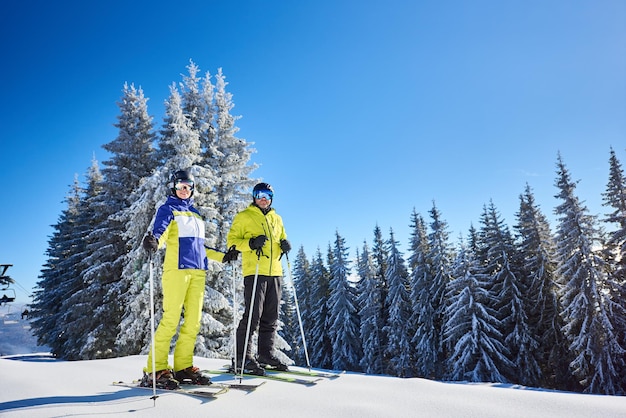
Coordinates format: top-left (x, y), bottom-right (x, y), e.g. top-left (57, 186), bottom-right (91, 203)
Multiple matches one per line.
top-left (174, 180), bottom-right (194, 199)
top-left (254, 196), bottom-right (271, 209)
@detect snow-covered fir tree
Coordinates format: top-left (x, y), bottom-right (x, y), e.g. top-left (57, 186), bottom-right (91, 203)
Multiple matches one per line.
top-left (209, 68), bottom-right (258, 247)
top-left (59, 160), bottom-right (106, 359)
top-left (382, 229), bottom-right (412, 377)
top-left (482, 200), bottom-right (539, 385)
top-left (408, 210), bottom-right (433, 377)
top-left (475, 203), bottom-right (519, 382)
top-left (601, 148), bottom-right (626, 390)
top-left (179, 60), bottom-right (211, 142)
top-left (80, 83), bottom-right (157, 358)
top-left (279, 262), bottom-right (299, 364)
top-left (603, 148), bottom-right (626, 282)
top-left (413, 204), bottom-right (453, 379)
top-left (370, 225), bottom-right (390, 372)
top-left (308, 248), bottom-right (333, 369)
top-left (444, 228), bottom-right (507, 382)
top-left (554, 154), bottom-right (624, 394)
top-left (327, 232), bottom-right (362, 371)
top-left (356, 241), bottom-right (385, 374)
top-left (31, 177), bottom-right (83, 357)
top-left (290, 247), bottom-right (314, 366)
top-left (514, 183), bottom-right (571, 388)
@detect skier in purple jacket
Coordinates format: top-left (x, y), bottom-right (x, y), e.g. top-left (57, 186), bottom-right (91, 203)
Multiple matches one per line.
top-left (140, 169), bottom-right (232, 389)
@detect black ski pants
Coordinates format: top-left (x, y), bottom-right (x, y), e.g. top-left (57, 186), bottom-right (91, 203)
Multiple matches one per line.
top-left (236, 274), bottom-right (282, 363)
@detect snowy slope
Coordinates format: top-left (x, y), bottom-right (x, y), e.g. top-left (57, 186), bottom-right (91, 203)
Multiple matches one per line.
top-left (0, 308), bottom-right (49, 356)
top-left (1, 312), bottom-right (625, 417)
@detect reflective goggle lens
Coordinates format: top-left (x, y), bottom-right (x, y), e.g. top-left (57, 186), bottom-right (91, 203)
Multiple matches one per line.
top-left (175, 180), bottom-right (194, 191)
top-left (253, 190), bottom-right (273, 200)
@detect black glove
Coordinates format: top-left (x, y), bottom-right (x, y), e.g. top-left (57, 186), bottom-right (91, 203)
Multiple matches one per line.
top-left (249, 235), bottom-right (267, 250)
top-left (280, 239), bottom-right (292, 254)
top-left (142, 232), bottom-right (158, 252)
top-left (222, 245), bottom-right (240, 263)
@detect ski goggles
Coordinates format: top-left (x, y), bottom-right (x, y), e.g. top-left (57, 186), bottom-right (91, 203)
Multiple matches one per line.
top-left (253, 189), bottom-right (273, 200)
top-left (175, 180), bottom-right (194, 191)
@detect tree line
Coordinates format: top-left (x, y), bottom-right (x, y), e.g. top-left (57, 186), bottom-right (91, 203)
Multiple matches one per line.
top-left (30, 61), bottom-right (625, 396)
top-left (281, 150), bottom-right (626, 395)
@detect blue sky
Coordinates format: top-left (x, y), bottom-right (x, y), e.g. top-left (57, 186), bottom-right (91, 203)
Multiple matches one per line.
top-left (1, 0), bottom-right (624, 304)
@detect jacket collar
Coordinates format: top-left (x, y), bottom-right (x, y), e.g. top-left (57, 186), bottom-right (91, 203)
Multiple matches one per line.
top-left (166, 195), bottom-right (193, 207)
top-left (251, 202), bottom-right (272, 215)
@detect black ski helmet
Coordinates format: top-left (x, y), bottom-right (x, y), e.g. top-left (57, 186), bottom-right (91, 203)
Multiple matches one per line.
top-left (252, 182), bottom-right (274, 203)
top-left (169, 169), bottom-right (195, 197)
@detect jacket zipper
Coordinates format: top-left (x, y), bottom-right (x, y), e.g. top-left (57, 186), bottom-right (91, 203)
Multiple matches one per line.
top-left (262, 214), bottom-right (272, 273)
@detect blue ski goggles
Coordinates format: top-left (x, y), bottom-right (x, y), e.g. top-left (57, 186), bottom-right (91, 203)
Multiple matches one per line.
top-left (253, 189), bottom-right (273, 201)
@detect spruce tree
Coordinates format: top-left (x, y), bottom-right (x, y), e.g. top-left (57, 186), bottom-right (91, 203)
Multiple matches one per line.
top-left (601, 148), bottom-right (626, 391)
top-left (554, 153), bottom-right (623, 394)
top-left (180, 60), bottom-right (211, 141)
top-left (81, 83), bottom-right (158, 358)
top-left (328, 231), bottom-right (362, 371)
top-left (289, 247), bottom-right (313, 366)
top-left (31, 178), bottom-right (83, 357)
top-left (210, 68), bottom-right (258, 246)
top-left (514, 183), bottom-right (570, 388)
top-left (357, 241), bottom-right (385, 374)
top-left (371, 225), bottom-right (390, 372)
top-left (382, 229), bottom-right (412, 377)
top-left (309, 248), bottom-right (332, 369)
top-left (444, 229), bottom-right (506, 382)
top-left (59, 160), bottom-right (106, 359)
top-left (417, 203), bottom-right (452, 378)
top-left (408, 210), bottom-right (433, 377)
top-left (476, 202), bottom-right (519, 382)
top-left (278, 277), bottom-right (298, 364)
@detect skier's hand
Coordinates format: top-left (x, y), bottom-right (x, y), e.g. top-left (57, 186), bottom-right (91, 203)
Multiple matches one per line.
top-left (222, 245), bottom-right (240, 263)
top-left (249, 235), bottom-right (267, 250)
top-left (280, 239), bottom-right (291, 254)
top-left (142, 232), bottom-right (158, 252)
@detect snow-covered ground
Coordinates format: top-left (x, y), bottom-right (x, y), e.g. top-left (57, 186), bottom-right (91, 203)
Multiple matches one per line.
top-left (1, 310), bottom-right (625, 418)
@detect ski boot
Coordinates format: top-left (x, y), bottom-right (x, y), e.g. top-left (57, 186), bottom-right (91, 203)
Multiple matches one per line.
top-left (258, 354), bottom-right (289, 371)
top-left (229, 357), bottom-right (266, 376)
top-left (140, 369), bottom-right (180, 390)
top-left (174, 366), bottom-right (212, 385)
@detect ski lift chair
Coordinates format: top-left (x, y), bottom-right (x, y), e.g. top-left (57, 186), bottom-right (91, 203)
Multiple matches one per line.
top-left (0, 290), bottom-right (16, 305)
top-left (0, 264), bottom-right (16, 305)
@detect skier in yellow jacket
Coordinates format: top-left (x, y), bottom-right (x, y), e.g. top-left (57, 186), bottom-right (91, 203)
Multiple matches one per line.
top-left (227, 182), bottom-right (291, 375)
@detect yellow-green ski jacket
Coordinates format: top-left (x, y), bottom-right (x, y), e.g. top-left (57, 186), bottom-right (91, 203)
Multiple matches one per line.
top-left (227, 204), bottom-right (287, 277)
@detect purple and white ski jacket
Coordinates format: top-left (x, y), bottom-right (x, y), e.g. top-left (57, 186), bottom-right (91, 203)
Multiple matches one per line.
top-left (152, 195), bottom-right (222, 270)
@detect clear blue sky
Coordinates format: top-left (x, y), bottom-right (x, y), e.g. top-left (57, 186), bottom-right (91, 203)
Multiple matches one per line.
top-left (1, 0), bottom-right (624, 305)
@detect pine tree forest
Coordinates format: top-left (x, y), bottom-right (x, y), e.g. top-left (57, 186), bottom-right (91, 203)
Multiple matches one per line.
top-left (30, 61), bottom-right (626, 396)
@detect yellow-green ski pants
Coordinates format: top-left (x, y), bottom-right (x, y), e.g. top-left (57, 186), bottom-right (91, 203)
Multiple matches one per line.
top-left (145, 268), bottom-right (205, 373)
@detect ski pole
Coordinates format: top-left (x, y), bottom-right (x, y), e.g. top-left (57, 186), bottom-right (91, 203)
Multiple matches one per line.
top-left (285, 253), bottom-right (311, 370)
top-left (240, 253), bottom-right (261, 381)
top-left (231, 263), bottom-right (238, 377)
top-left (148, 252), bottom-right (158, 403)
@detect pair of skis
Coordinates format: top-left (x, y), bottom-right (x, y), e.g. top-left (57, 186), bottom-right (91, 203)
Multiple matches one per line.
top-left (113, 378), bottom-right (266, 399)
top-left (113, 366), bottom-right (342, 399)
top-left (205, 365), bottom-right (343, 386)
top-left (112, 381), bottom-right (232, 399)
